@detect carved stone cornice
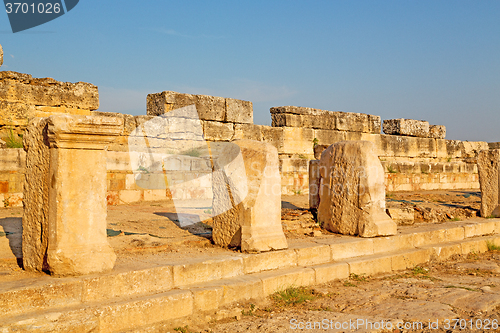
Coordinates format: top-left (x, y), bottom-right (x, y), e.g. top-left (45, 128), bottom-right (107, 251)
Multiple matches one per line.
top-left (47, 114), bottom-right (123, 150)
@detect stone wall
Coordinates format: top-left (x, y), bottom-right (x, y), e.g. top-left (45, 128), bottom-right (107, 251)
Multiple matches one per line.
top-left (0, 71), bottom-right (99, 140)
top-left (0, 87), bottom-right (489, 208)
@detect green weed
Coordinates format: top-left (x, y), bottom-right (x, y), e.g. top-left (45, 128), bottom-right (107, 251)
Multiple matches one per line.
top-left (272, 286), bottom-right (315, 306)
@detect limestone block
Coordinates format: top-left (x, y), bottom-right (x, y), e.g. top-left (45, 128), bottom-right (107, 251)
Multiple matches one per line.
top-left (314, 129), bottom-right (346, 146)
top-left (336, 112), bottom-right (381, 134)
top-left (490, 142), bottom-right (500, 150)
top-left (294, 244), bottom-right (331, 266)
top-left (226, 98), bottom-right (253, 124)
top-left (271, 106), bottom-right (329, 116)
top-left (429, 125), bottom-right (446, 139)
top-left (271, 106), bottom-right (380, 133)
top-left (233, 123), bottom-right (262, 141)
top-left (172, 257), bottom-right (243, 286)
top-left (147, 91), bottom-right (225, 121)
top-left (478, 149), bottom-right (500, 217)
top-left (242, 250), bottom-right (297, 274)
top-left (22, 118), bottom-right (50, 271)
top-left (348, 254), bottom-right (392, 275)
top-left (383, 119), bottom-right (430, 137)
top-left (317, 141), bottom-right (397, 237)
top-left (0, 71), bottom-right (99, 110)
top-left (211, 140), bottom-right (287, 252)
top-left (313, 262), bottom-right (349, 284)
top-left (261, 126), bottom-right (283, 150)
top-left (379, 135), bottom-right (435, 158)
top-left (202, 121), bottom-right (234, 141)
top-left (386, 208), bottom-right (415, 225)
top-left (0, 148), bottom-right (25, 172)
top-left (446, 140), bottom-right (463, 158)
top-left (271, 113), bottom-right (303, 128)
top-left (258, 267), bottom-right (315, 296)
top-left (462, 141), bottom-right (489, 158)
top-left (391, 248), bottom-right (432, 271)
top-left (44, 115), bottom-right (121, 276)
top-left (309, 160), bottom-right (320, 215)
top-left (279, 127), bottom-right (315, 155)
top-left (313, 144), bottom-right (329, 160)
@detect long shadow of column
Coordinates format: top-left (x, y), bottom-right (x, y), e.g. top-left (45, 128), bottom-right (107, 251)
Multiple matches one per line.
top-left (0, 217), bottom-right (22, 267)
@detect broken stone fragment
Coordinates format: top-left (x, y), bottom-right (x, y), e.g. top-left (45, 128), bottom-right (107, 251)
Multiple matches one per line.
top-left (383, 119), bottom-right (430, 138)
top-left (429, 125), bottom-right (446, 139)
top-left (211, 139), bottom-right (288, 252)
top-left (477, 149), bottom-right (500, 218)
top-left (316, 141), bottom-right (397, 237)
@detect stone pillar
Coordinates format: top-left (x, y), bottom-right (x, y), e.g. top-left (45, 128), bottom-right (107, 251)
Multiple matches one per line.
top-left (317, 141), bottom-right (397, 237)
top-left (0, 44), bottom-right (3, 67)
top-left (23, 114), bottom-right (123, 275)
top-left (212, 139), bottom-right (287, 252)
top-left (309, 160), bottom-right (320, 218)
top-left (478, 149), bottom-right (500, 218)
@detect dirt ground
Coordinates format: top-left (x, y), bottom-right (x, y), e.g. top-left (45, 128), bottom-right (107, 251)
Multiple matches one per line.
top-left (205, 250), bottom-right (500, 333)
top-left (0, 190), bottom-right (484, 278)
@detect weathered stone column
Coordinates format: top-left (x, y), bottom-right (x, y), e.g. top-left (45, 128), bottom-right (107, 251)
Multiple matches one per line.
top-left (0, 44), bottom-right (3, 67)
top-left (212, 140), bottom-right (288, 252)
top-left (478, 149), bottom-right (500, 218)
top-left (23, 114), bottom-right (123, 275)
top-left (317, 141), bottom-right (397, 237)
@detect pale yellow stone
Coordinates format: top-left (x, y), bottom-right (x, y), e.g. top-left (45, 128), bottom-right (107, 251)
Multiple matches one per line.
top-left (391, 248), bottom-right (432, 271)
top-left (172, 256), bottom-right (243, 286)
top-left (317, 141), bottom-right (397, 237)
top-left (461, 238), bottom-right (489, 254)
top-left (81, 266), bottom-right (174, 302)
top-left (411, 228), bottom-right (446, 247)
top-left (98, 290), bottom-right (193, 333)
top-left (427, 242), bottom-right (463, 260)
top-left (313, 262), bottom-right (349, 284)
top-left (211, 140), bottom-right (287, 252)
top-left (293, 244), bottom-right (331, 266)
top-left (24, 114), bottom-right (123, 276)
top-left (258, 267), bottom-right (316, 296)
top-left (347, 255), bottom-right (392, 276)
top-left (444, 226), bottom-right (465, 242)
top-left (478, 149), bottom-right (500, 217)
top-left (329, 238), bottom-right (374, 261)
top-left (220, 275), bottom-right (264, 305)
top-left (372, 234), bottom-right (414, 254)
top-left (22, 118), bottom-right (50, 271)
top-left (464, 221), bottom-right (496, 238)
top-left (242, 250), bottom-right (297, 274)
top-left (189, 285), bottom-right (224, 312)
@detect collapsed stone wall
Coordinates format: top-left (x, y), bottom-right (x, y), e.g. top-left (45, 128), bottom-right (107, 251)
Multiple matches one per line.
top-left (0, 71), bottom-right (99, 143)
top-left (0, 82), bottom-right (491, 207)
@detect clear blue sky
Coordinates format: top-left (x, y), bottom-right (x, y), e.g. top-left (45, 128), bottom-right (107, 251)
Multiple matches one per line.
top-left (1, 0), bottom-right (499, 142)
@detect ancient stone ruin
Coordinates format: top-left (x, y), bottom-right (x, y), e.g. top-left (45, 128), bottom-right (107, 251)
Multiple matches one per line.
top-left (23, 115), bottom-right (122, 275)
top-left (311, 141), bottom-right (397, 237)
top-left (478, 149), bottom-right (500, 218)
top-left (212, 139), bottom-right (287, 252)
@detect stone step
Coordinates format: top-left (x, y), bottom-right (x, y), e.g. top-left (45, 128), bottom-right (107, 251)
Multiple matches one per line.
top-left (1, 219), bottom-right (499, 321)
top-left (2, 233), bottom-right (500, 332)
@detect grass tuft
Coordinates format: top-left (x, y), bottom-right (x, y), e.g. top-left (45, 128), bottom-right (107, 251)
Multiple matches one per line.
top-left (272, 286), bottom-right (315, 307)
top-left (487, 241), bottom-right (500, 251)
